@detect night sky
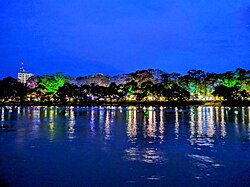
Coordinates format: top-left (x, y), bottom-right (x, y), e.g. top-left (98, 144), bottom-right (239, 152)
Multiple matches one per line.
top-left (1, 0), bottom-right (250, 79)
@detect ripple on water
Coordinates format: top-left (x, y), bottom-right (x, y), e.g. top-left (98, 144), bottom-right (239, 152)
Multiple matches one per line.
top-left (188, 154), bottom-right (222, 179)
top-left (188, 154), bottom-right (215, 164)
top-left (190, 136), bottom-right (215, 147)
top-left (147, 175), bottom-right (165, 180)
top-left (124, 147), bottom-right (167, 164)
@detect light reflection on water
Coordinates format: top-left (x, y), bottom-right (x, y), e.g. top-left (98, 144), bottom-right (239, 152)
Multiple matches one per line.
top-left (67, 108), bottom-right (75, 141)
top-left (175, 107), bottom-right (179, 139)
top-left (90, 108), bottom-right (95, 136)
top-left (159, 108), bottom-right (164, 142)
top-left (48, 108), bottom-right (55, 141)
top-left (0, 106), bottom-right (250, 185)
top-left (127, 108), bottom-right (137, 140)
top-left (1, 106), bottom-right (250, 143)
top-left (124, 147), bottom-right (167, 164)
top-left (104, 109), bottom-right (111, 140)
top-left (30, 109), bottom-right (40, 139)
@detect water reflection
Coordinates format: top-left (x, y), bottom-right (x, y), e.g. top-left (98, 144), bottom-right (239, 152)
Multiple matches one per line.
top-left (1, 106), bottom-right (250, 158)
top-left (99, 109), bottom-right (104, 130)
top-left (1, 106), bottom-right (250, 186)
top-left (188, 154), bottom-right (221, 179)
top-left (190, 107), bottom-right (217, 147)
top-left (234, 108), bottom-right (240, 137)
top-left (197, 106), bottom-right (202, 137)
top-left (175, 107), bottom-right (179, 139)
top-left (30, 108), bottom-right (40, 139)
top-left (190, 107), bottom-right (195, 141)
top-left (159, 108), bottom-right (164, 142)
top-left (90, 109), bottom-right (95, 136)
top-left (242, 107), bottom-right (245, 125)
top-left (207, 107), bottom-right (215, 138)
top-left (124, 147), bottom-right (167, 164)
top-left (220, 107), bottom-right (226, 137)
top-left (147, 109), bottom-right (156, 138)
top-left (125, 106), bottom-right (168, 163)
top-left (1, 107), bottom-right (4, 122)
top-left (48, 108), bottom-right (55, 141)
top-left (105, 110), bottom-right (111, 140)
top-left (67, 108), bottom-right (75, 141)
top-left (127, 108), bottom-right (137, 140)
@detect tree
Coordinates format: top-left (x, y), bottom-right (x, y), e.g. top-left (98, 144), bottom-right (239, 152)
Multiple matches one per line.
top-left (187, 69), bottom-right (206, 97)
top-left (169, 84), bottom-right (190, 101)
top-left (205, 72), bottom-right (220, 96)
top-left (213, 85), bottom-right (239, 101)
top-left (108, 82), bottom-right (119, 101)
top-left (0, 77), bottom-right (26, 101)
top-left (235, 68), bottom-right (250, 91)
top-left (26, 76), bottom-right (37, 90)
top-left (153, 83), bottom-right (165, 99)
top-left (38, 72), bottom-right (68, 95)
top-left (57, 83), bottom-right (79, 102)
top-left (221, 71), bottom-right (237, 88)
top-left (79, 84), bottom-right (91, 101)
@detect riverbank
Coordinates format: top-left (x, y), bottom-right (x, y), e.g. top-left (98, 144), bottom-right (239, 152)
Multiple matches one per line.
top-left (1, 100), bottom-right (250, 107)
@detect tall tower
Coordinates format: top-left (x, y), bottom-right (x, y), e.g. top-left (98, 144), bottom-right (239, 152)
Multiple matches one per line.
top-left (18, 60), bottom-right (34, 84)
top-left (20, 60), bottom-right (25, 73)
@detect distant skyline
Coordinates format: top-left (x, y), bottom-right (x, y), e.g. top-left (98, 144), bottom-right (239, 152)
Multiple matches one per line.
top-left (1, 0), bottom-right (250, 79)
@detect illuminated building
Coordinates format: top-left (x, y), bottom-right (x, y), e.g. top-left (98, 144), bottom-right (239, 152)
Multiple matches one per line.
top-left (17, 61), bottom-right (34, 84)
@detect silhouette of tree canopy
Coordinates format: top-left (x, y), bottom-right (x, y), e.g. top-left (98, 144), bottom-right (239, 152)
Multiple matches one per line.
top-left (0, 68), bottom-right (249, 103)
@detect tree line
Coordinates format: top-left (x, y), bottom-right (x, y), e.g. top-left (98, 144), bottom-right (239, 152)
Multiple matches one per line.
top-left (0, 68), bottom-right (249, 103)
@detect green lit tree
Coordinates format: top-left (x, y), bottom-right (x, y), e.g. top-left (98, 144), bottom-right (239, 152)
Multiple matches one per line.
top-left (38, 72), bottom-right (68, 95)
top-left (221, 71), bottom-right (237, 88)
top-left (235, 68), bottom-right (250, 91)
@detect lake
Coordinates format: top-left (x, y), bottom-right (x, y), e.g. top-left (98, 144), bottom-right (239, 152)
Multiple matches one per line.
top-left (0, 106), bottom-right (250, 186)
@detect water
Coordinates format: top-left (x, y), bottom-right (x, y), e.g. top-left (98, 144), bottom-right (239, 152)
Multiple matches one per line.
top-left (0, 106), bottom-right (250, 186)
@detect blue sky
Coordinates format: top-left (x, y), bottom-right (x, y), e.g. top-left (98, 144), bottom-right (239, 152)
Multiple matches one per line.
top-left (0, 0), bottom-right (250, 78)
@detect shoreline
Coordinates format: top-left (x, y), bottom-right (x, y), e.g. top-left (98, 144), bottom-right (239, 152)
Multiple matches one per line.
top-left (1, 100), bottom-right (249, 107)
